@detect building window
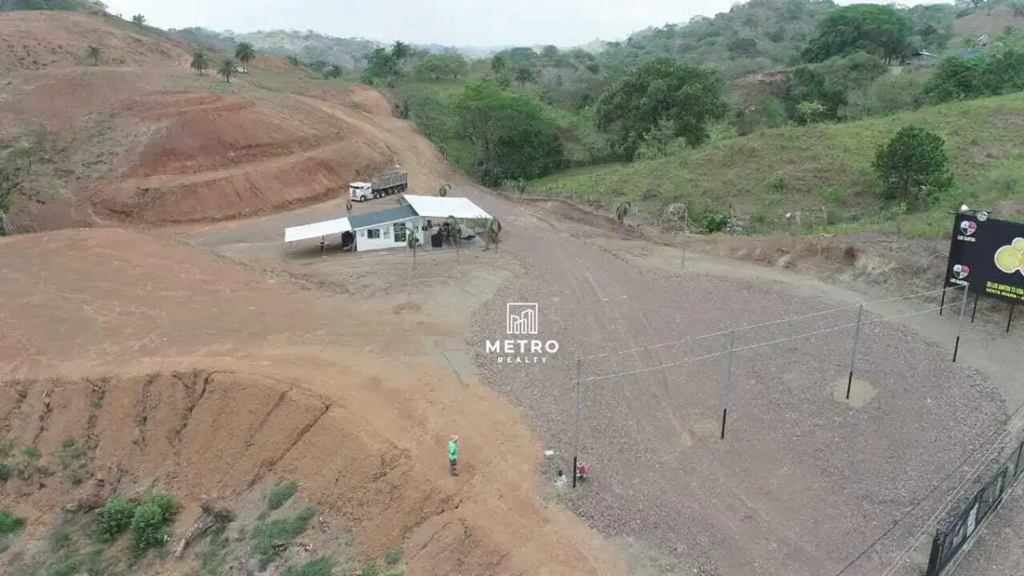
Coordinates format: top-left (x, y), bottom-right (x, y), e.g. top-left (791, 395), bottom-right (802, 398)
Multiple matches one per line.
top-left (394, 221), bottom-right (407, 243)
top-left (366, 228), bottom-right (380, 239)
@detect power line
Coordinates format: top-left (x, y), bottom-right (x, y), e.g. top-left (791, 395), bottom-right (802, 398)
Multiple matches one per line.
top-left (580, 304), bottom-right (946, 383)
top-left (578, 287), bottom-right (952, 361)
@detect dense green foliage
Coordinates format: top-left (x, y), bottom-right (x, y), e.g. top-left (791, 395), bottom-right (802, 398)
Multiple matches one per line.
top-left (802, 4), bottom-right (913, 64)
top-left (873, 125), bottom-right (952, 203)
top-left (452, 81), bottom-right (565, 185)
top-left (95, 498), bottom-right (137, 543)
top-left (595, 58), bottom-right (728, 159)
top-left (0, 510), bottom-right (25, 536)
top-left (267, 481), bottom-right (299, 511)
top-left (0, 0), bottom-right (105, 11)
top-left (128, 493), bottom-right (177, 557)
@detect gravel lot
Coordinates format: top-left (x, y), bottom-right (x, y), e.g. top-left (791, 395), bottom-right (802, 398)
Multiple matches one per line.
top-left (456, 186), bottom-right (1007, 576)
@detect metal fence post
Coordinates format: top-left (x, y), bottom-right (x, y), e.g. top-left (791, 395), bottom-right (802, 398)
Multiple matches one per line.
top-left (846, 303), bottom-right (864, 401)
top-left (925, 532), bottom-right (944, 576)
top-left (721, 330), bottom-right (736, 440)
top-left (953, 286), bottom-right (969, 363)
top-left (571, 358), bottom-right (581, 488)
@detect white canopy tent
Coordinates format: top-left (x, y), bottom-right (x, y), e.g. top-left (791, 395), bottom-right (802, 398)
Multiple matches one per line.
top-left (402, 195), bottom-right (492, 220)
top-left (284, 217), bottom-right (352, 243)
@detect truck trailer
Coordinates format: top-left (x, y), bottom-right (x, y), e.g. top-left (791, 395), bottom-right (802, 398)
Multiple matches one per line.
top-left (349, 171), bottom-right (409, 201)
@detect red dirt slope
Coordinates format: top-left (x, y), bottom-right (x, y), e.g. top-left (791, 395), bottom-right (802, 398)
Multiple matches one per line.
top-left (0, 11), bottom-right (189, 74)
top-left (0, 229), bottom-right (628, 576)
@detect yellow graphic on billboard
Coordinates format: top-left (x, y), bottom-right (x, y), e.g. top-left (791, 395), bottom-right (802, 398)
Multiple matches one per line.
top-left (994, 238), bottom-right (1024, 274)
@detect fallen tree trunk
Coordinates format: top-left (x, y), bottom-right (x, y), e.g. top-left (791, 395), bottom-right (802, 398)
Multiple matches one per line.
top-left (174, 499), bottom-right (235, 559)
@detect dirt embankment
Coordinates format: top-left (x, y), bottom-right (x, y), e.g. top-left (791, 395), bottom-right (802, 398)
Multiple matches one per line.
top-left (0, 228), bottom-right (629, 576)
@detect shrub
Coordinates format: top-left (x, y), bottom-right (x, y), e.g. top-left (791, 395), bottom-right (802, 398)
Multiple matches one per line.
top-left (873, 125), bottom-right (952, 205)
top-left (0, 463), bottom-right (10, 483)
top-left (52, 527), bottom-right (71, 550)
top-left (127, 493), bottom-right (177, 556)
top-left (95, 498), bottom-right (138, 543)
top-left (384, 547), bottom-right (403, 565)
top-left (250, 506), bottom-right (316, 569)
top-left (0, 510), bottom-right (25, 536)
top-left (283, 557), bottom-right (334, 576)
top-left (267, 481), bottom-right (298, 511)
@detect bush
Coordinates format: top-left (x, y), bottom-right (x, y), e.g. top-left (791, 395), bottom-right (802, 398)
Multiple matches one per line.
top-left (250, 506), bottom-right (316, 569)
top-left (873, 125), bottom-right (953, 204)
top-left (0, 510), bottom-right (25, 535)
top-left (0, 463), bottom-right (10, 483)
top-left (129, 493), bottom-right (178, 557)
top-left (95, 498), bottom-right (138, 543)
top-left (283, 557), bottom-right (334, 576)
top-left (267, 481), bottom-right (298, 511)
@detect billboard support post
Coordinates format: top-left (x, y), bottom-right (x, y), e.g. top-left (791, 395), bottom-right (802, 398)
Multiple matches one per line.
top-left (720, 330), bottom-right (736, 440)
top-left (971, 292), bottom-right (979, 323)
top-left (571, 358), bottom-right (581, 488)
top-left (953, 286), bottom-right (969, 363)
top-left (1008, 305), bottom-right (1016, 334)
top-left (846, 303), bottom-right (864, 401)
top-left (939, 286), bottom-right (947, 316)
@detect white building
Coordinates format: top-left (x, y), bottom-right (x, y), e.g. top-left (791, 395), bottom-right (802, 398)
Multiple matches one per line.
top-left (283, 194), bottom-right (492, 254)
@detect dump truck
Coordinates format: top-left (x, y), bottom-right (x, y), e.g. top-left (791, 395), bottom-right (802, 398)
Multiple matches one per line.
top-left (349, 171), bottom-right (409, 202)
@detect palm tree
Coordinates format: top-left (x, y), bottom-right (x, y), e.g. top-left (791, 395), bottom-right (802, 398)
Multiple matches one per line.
top-left (190, 51), bottom-right (209, 76)
top-left (614, 200), bottom-right (631, 227)
top-left (86, 44), bottom-right (101, 66)
top-left (391, 40), bottom-right (411, 62)
top-left (234, 42), bottom-right (255, 73)
top-left (490, 55), bottom-right (507, 76)
top-left (514, 66), bottom-right (535, 89)
top-left (484, 217), bottom-right (503, 252)
top-left (131, 14), bottom-right (145, 27)
top-left (446, 215), bottom-right (461, 258)
top-left (407, 226), bottom-right (421, 268)
top-left (438, 183), bottom-right (451, 197)
top-left (218, 58), bottom-right (235, 82)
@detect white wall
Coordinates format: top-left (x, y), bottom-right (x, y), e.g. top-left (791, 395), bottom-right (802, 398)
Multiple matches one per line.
top-left (354, 217), bottom-right (427, 252)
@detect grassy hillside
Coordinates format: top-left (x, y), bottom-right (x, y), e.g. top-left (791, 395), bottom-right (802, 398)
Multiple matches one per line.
top-left (529, 94), bottom-right (1024, 238)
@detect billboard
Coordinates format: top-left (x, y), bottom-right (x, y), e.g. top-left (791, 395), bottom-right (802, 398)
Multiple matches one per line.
top-left (945, 213), bottom-right (1024, 304)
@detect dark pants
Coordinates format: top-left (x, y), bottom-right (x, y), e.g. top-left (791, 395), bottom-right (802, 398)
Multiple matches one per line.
top-left (449, 458), bottom-right (458, 475)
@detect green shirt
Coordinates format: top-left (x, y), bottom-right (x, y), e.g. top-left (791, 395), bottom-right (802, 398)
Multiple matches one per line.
top-left (448, 440), bottom-right (458, 460)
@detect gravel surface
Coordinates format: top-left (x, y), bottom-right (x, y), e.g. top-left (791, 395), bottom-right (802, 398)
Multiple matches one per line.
top-left (458, 185), bottom-right (1007, 576)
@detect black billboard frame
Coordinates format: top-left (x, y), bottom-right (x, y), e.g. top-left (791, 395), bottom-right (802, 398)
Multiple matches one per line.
top-left (940, 210), bottom-right (1018, 334)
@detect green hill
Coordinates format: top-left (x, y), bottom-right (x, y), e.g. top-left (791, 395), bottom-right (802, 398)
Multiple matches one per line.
top-left (528, 94), bottom-right (1024, 238)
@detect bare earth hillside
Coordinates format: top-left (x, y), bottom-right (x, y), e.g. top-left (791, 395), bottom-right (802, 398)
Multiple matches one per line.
top-left (3, 10), bottom-right (1024, 576)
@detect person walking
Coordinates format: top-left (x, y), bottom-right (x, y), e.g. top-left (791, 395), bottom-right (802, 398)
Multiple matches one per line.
top-left (448, 435), bottom-right (459, 476)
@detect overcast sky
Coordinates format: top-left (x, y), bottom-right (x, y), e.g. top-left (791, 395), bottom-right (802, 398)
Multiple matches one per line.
top-left (101, 0), bottom-right (945, 47)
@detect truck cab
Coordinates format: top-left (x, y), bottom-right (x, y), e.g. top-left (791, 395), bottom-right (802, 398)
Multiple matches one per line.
top-left (349, 182), bottom-right (373, 202)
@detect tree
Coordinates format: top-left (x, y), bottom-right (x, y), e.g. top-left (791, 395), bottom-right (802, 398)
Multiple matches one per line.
top-left (362, 47), bottom-right (399, 86)
top-left (323, 64), bottom-right (342, 79)
top-left (922, 55), bottom-right (983, 103)
top-left (872, 126), bottom-right (953, 204)
top-left (595, 57), bottom-right (728, 160)
top-left (490, 55), bottom-right (508, 76)
top-left (218, 58), bottom-right (235, 82)
top-left (190, 51), bottom-right (209, 76)
top-left (782, 66), bottom-right (848, 123)
top-left (391, 41), bottom-right (412, 62)
top-left (438, 183), bottom-right (451, 197)
top-left (0, 162), bottom-right (24, 236)
top-left (234, 42), bottom-right (255, 73)
top-left (415, 54), bottom-right (467, 80)
top-left (514, 67), bottom-right (536, 89)
top-left (86, 44), bottom-right (101, 66)
top-left (452, 80), bottom-right (565, 186)
top-left (407, 225), bottom-right (421, 268)
top-left (614, 200), bottom-right (631, 226)
top-left (802, 4), bottom-right (912, 64)
top-left (131, 14), bottom-right (145, 27)
top-left (484, 217), bottom-right (502, 252)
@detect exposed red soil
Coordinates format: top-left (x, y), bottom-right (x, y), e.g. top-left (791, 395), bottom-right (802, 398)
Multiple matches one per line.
top-left (0, 228), bottom-right (629, 576)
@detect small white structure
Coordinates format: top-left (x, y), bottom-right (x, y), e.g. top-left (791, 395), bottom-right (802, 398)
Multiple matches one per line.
top-left (283, 194), bottom-right (493, 253)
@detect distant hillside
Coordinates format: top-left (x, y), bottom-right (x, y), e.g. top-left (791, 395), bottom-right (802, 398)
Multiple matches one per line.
top-left (168, 27), bottom-right (381, 67)
top-left (0, 0), bottom-right (104, 12)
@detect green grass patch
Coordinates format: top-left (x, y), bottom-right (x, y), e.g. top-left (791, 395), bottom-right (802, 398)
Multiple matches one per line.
top-left (384, 547), bottom-right (403, 566)
top-left (0, 463), bottom-right (10, 483)
top-left (283, 556), bottom-right (334, 576)
top-left (0, 510), bottom-right (26, 536)
top-left (22, 447), bottom-right (40, 460)
top-left (51, 527), bottom-right (71, 551)
top-left (267, 480), bottom-right (298, 511)
top-left (196, 528), bottom-right (230, 576)
top-left (531, 93), bottom-right (1024, 238)
top-left (0, 440), bottom-right (13, 459)
top-left (249, 506), bottom-right (316, 569)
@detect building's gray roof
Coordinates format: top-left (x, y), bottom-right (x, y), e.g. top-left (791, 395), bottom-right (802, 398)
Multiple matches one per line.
top-left (348, 204), bottom-right (418, 229)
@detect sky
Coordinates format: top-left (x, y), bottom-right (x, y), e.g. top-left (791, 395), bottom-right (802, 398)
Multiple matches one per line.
top-left (101, 0), bottom-right (945, 48)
